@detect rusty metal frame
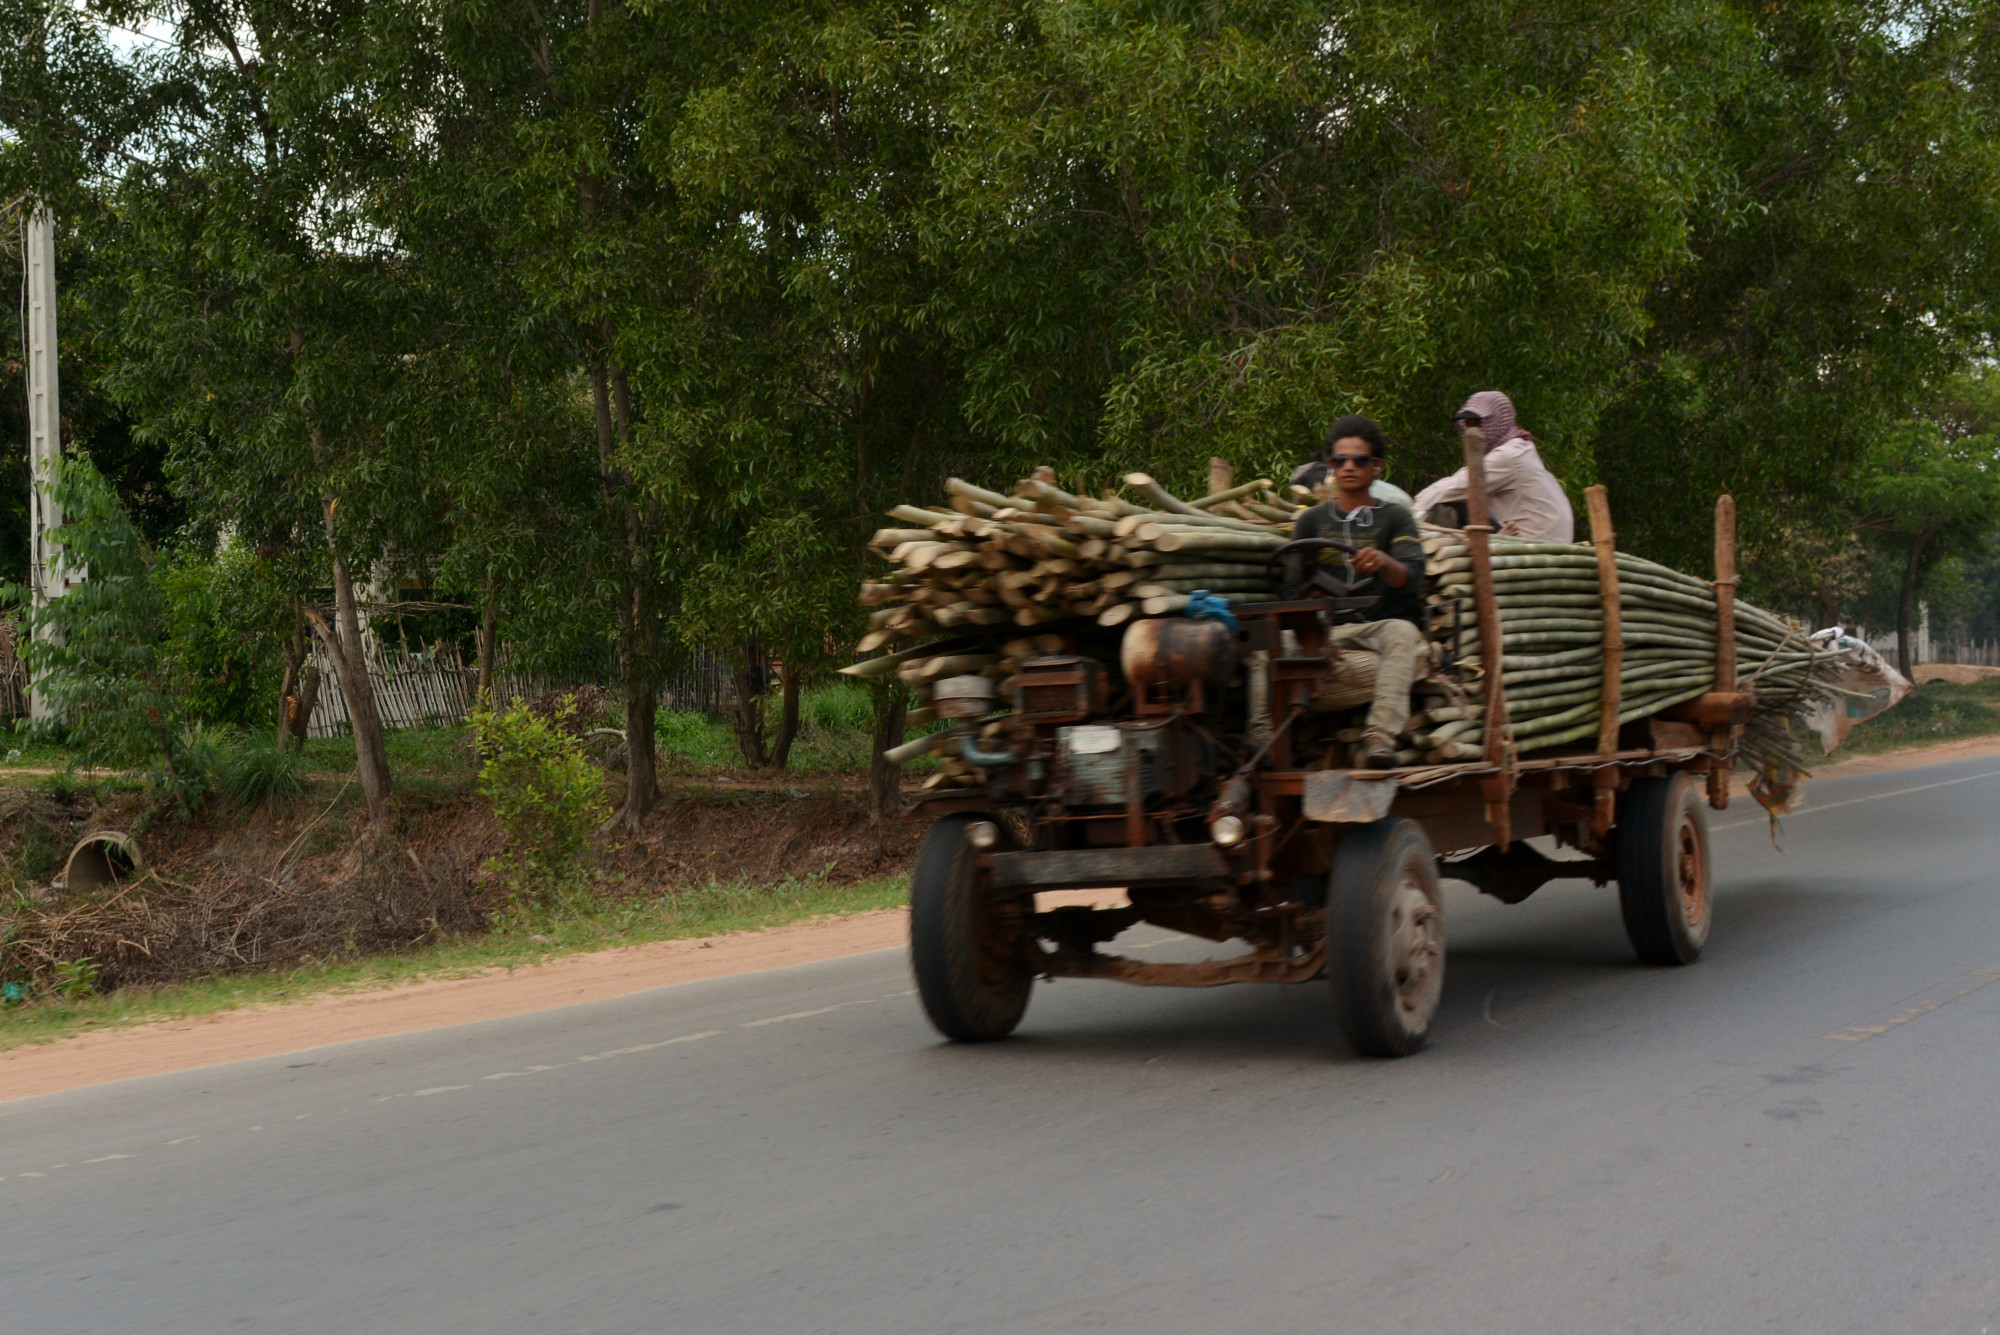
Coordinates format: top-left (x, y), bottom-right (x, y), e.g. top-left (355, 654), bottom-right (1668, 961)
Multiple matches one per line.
top-left (1029, 937), bottom-right (1325, 988)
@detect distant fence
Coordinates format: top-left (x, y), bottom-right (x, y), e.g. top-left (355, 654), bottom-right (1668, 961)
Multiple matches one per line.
top-left (1861, 634), bottom-right (2000, 669)
top-left (306, 643), bottom-right (732, 738)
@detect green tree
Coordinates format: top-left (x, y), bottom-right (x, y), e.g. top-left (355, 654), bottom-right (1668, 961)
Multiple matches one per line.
top-left (1599, 0), bottom-right (2000, 589)
top-left (10, 454), bottom-right (212, 812)
top-left (1855, 420), bottom-right (2000, 675)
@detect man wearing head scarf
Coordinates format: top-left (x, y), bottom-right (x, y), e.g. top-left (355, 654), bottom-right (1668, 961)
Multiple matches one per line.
top-left (1413, 391), bottom-right (1575, 543)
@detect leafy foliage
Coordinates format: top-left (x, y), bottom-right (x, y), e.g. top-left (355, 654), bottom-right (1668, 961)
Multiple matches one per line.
top-left (219, 739), bottom-right (311, 810)
top-left (0, 0), bottom-right (1997, 744)
top-left (473, 699), bottom-right (604, 917)
top-left (7, 454), bottom-right (215, 815)
top-left (155, 546), bottom-right (295, 729)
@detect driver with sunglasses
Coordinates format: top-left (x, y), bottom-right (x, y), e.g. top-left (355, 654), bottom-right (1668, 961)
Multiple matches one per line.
top-left (1283, 414), bottom-right (1428, 769)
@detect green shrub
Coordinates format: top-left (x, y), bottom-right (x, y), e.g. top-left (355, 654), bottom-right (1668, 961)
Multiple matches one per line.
top-left (473, 698), bottom-right (603, 918)
top-left (5, 455), bottom-right (223, 818)
top-left (155, 546), bottom-right (294, 728)
top-left (799, 681), bottom-right (873, 734)
top-left (655, 709), bottom-right (733, 767)
top-left (221, 738), bottom-right (311, 808)
top-left (53, 958), bottom-right (99, 1001)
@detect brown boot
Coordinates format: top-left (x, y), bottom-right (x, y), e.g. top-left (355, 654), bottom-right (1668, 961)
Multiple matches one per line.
top-left (1354, 733), bottom-right (1398, 770)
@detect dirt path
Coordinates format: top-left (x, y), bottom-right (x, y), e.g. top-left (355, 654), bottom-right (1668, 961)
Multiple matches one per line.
top-left (1, 909), bottom-right (911, 1103)
top-left (7, 736), bottom-right (1998, 1105)
top-left (1809, 732), bottom-right (2000, 779)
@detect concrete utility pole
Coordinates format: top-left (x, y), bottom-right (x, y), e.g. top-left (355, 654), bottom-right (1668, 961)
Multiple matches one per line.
top-left (25, 205), bottom-right (73, 719)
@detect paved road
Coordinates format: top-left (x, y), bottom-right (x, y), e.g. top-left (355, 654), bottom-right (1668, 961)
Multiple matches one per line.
top-left (5, 754), bottom-right (1999, 1334)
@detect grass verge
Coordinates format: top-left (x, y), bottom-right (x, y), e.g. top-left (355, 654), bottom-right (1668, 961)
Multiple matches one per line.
top-left (1831, 677), bottom-right (2000, 757)
top-left (0, 871), bottom-right (909, 1054)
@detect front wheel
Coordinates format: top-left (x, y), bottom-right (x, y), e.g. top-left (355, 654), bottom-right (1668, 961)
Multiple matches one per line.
top-left (1329, 818), bottom-right (1445, 1057)
top-left (910, 814), bottom-right (1033, 1042)
top-left (1617, 773), bottom-right (1713, 965)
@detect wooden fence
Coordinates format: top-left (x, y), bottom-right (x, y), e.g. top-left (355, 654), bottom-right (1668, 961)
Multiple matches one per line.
top-left (1862, 634), bottom-right (2000, 669)
top-left (305, 643), bottom-right (732, 738)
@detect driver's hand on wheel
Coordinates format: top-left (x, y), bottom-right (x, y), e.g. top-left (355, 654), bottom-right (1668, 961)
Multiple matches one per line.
top-left (1348, 546), bottom-right (1407, 587)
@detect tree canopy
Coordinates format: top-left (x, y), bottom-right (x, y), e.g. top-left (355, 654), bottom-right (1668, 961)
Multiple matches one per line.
top-left (2, 0), bottom-right (1997, 783)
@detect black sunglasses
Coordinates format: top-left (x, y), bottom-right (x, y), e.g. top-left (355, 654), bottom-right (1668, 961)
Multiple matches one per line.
top-left (1328, 453), bottom-right (1377, 468)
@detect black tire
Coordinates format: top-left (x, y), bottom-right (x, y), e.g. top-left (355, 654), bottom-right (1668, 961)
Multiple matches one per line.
top-left (1617, 773), bottom-right (1713, 966)
top-left (909, 814), bottom-right (1032, 1042)
top-left (1329, 818), bottom-right (1445, 1057)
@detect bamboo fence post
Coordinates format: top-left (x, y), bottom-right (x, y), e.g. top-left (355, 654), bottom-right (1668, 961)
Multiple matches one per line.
top-left (1461, 425), bottom-right (1513, 850)
top-left (1585, 485), bottom-right (1622, 836)
top-left (1710, 495), bottom-right (1738, 810)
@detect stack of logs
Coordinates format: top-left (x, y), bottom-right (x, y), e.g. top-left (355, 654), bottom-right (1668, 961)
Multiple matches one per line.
top-left (854, 472), bottom-right (1295, 651)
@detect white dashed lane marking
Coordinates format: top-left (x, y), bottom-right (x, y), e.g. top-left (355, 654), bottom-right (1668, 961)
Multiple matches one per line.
top-left (577, 1031), bottom-right (721, 1061)
top-left (5, 986), bottom-right (926, 1186)
top-left (742, 1006), bottom-right (846, 1028)
top-left (1713, 768), bottom-right (2000, 831)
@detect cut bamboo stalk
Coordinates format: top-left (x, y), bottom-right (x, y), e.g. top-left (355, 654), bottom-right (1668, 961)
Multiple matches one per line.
top-left (1124, 473), bottom-right (1207, 517)
top-left (945, 478), bottom-right (1017, 510)
top-left (1191, 477), bottom-right (1274, 509)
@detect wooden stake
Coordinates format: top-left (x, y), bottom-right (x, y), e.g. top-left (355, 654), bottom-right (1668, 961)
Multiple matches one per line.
top-left (1462, 426), bottom-right (1513, 850)
top-left (1207, 457), bottom-right (1235, 497)
top-left (1585, 485), bottom-right (1622, 835)
top-left (1710, 494), bottom-right (1737, 810)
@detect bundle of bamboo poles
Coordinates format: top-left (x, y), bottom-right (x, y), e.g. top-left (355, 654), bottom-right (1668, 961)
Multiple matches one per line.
top-left (852, 471), bottom-right (1295, 656)
top-left (844, 470), bottom-right (1300, 788)
top-left (1402, 530), bottom-right (1831, 763)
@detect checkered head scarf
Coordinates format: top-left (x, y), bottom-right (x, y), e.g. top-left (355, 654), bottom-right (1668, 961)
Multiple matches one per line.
top-left (1458, 390), bottom-right (1521, 450)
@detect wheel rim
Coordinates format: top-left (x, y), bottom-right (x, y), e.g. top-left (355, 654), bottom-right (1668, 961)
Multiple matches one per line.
top-left (1386, 872), bottom-right (1443, 1027)
top-left (1676, 809), bottom-right (1709, 935)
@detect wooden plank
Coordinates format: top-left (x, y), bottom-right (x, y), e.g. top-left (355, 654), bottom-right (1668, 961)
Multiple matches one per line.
top-left (1710, 495), bottom-right (1737, 810)
top-left (1584, 485), bottom-right (1622, 835)
top-left (1460, 425), bottom-right (1513, 850)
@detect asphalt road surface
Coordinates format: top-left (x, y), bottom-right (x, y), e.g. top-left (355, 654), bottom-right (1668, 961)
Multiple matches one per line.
top-left (5, 753), bottom-right (2000, 1335)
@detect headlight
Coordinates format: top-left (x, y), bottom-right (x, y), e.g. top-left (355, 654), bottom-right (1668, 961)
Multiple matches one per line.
top-left (1210, 814), bottom-right (1245, 847)
top-left (966, 820), bottom-right (1000, 850)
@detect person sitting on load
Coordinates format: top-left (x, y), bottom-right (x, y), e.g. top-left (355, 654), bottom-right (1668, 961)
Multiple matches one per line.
top-left (1283, 414), bottom-right (1428, 770)
top-left (1414, 390), bottom-right (1575, 542)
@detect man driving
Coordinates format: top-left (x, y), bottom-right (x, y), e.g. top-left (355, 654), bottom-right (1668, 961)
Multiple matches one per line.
top-left (1284, 414), bottom-right (1427, 769)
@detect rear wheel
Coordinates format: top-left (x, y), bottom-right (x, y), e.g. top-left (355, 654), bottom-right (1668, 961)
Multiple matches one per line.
top-left (1329, 818), bottom-right (1445, 1057)
top-left (910, 814), bottom-right (1033, 1042)
top-left (1617, 773), bottom-right (1712, 965)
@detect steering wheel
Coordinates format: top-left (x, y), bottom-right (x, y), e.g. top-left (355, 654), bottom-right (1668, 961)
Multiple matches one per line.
top-left (1271, 536), bottom-right (1378, 599)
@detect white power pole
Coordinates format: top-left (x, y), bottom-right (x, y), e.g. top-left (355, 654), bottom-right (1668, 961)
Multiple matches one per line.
top-left (25, 205), bottom-right (72, 719)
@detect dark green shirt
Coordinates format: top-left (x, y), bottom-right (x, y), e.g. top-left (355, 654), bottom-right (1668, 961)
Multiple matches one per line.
top-left (1285, 500), bottom-right (1427, 624)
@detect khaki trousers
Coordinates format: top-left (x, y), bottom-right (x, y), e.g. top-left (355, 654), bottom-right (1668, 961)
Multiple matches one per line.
top-left (1327, 617), bottom-right (1426, 740)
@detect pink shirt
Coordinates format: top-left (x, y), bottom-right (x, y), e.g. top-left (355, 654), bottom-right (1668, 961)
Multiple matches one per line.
top-left (1413, 437), bottom-right (1575, 543)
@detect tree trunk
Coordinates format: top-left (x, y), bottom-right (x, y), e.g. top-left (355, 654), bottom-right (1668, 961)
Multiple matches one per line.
top-left (1815, 574), bottom-right (1840, 635)
top-left (476, 590), bottom-right (498, 706)
top-left (291, 664), bottom-right (320, 753)
top-left (276, 596), bottom-right (305, 748)
top-left (868, 680), bottom-right (908, 821)
top-left (728, 639), bottom-right (770, 769)
top-left (590, 357), bottom-right (659, 830)
top-left (1896, 522), bottom-right (1940, 677)
top-left (769, 661), bottom-right (802, 770)
top-left (330, 550), bottom-right (394, 820)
